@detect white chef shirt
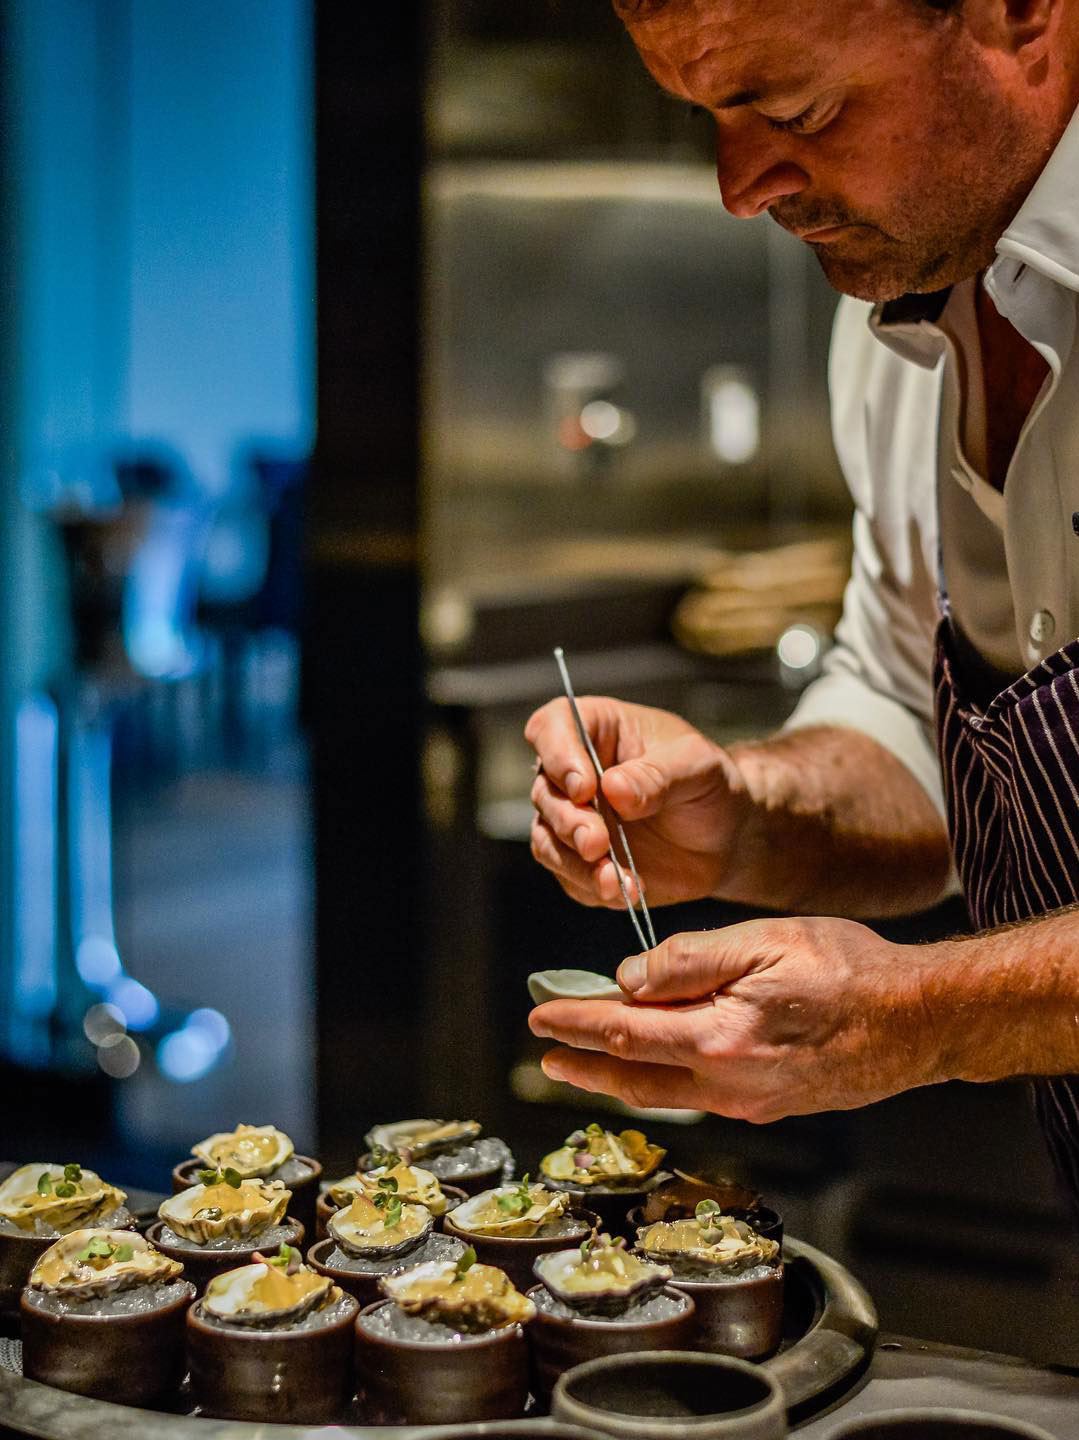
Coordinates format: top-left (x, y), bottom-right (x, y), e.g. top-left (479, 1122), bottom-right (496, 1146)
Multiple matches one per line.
top-left (785, 101), bottom-right (1079, 835)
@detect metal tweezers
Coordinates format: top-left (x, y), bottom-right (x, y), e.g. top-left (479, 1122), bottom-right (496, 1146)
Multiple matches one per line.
top-left (552, 647), bottom-right (658, 954)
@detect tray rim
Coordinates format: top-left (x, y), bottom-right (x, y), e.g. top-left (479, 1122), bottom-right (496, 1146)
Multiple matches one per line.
top-left (0, 1234), bottom-right (877, 1439)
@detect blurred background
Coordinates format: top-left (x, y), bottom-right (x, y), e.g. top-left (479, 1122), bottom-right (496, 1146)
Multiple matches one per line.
top-left (1, 0), bottom-right (1076, 1368)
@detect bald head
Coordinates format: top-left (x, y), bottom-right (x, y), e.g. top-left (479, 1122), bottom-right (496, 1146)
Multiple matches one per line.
top-left (617, 0), bottom-right (1079, 299)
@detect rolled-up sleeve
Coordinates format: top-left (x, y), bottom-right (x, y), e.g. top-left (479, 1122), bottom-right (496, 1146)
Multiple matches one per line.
top-left (783, 296), bottom-right (947, 822)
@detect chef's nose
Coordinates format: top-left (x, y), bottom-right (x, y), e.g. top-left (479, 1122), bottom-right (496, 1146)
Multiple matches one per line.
top-left (716, 134), bottom-right (809, 219)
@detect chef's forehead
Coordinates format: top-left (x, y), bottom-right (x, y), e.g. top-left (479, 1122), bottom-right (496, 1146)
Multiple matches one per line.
top-left (618, 0), bottom-right (914, 103)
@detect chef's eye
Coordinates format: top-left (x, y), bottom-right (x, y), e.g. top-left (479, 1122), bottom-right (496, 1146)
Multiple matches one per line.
top-left (762, 96), bottom-right (839, 135)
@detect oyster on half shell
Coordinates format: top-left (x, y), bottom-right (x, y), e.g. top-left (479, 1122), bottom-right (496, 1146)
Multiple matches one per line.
top-left (202, 1257), bottom-right (332, 1327)
top-left (635, 1206), bottom-right (780, 1276)
top-left (191, 1124), bottom-right (294, 1179)
top-left (157, 1178), bottom-right (289, 1244)
top-left (328, 1192), bottom-right (433, 1259)
top-left (329, 1161), bottom-right (449, 1217)
top-left (0, 1164), bottom-right (127, 1235)
top-left (364, 1118), bottom-right (482, 1163)
top-left (450, 1181), bottom-right (569, 1238)
top-left (380, 1257), bottom-right (535, 1332)
top-left (541, 1125), bottom-right (665, 1189)
top-left (29, 1229), bottom-right (182, 1299)
top-left (534, 1234), bottom-right (671, 1316)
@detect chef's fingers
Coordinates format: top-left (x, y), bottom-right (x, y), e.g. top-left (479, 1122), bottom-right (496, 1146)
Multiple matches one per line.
top-left (524, 695), bottom-right (633, 805)
top-left (528, 996), bottom-right (708, 1068)
top-left (529, 818), bottom-right (623, 906)
top-left (601, 732), bottom-right (729, 822)
top-left (538, 1048), bottom-right (708, 1112)
top-left (530, 770), bottom-right (611, 863)
top-left (616, 923), bottom-right (772, 1002)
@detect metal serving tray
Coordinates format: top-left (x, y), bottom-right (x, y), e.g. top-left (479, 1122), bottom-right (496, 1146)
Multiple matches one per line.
top-left (0, 1236), bottom-right (876, 1439)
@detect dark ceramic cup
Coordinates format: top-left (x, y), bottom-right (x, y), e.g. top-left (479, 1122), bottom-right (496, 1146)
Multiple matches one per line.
top-left (443, 1207), bottom-right (598, 1292)
top-left (186, 1288), bottom-right (358, 1424)
top-left (546, 1184), bottom-right (656, 1241)
top-left (172, 1156), bottom-right (322, 1244)
top-left (822, 1411), bottom-right (1058, 1440)
top-left (526, 1282), bottom-right (697, 1397)
top-left (628, 1206), bottom-right (783, 1247)
top-left (20, 1279), bottom-right (195, 1405)
top-left (306, 1231), bottom-right (467, 1306)
top-left (355, 1298), bottom-right (531, 1426)
top-left (315, 1182), bottom-right (468, 1242)
top-left (551, 1350), bottom-right (788, 1440)
top-left (145, 1217), bottom-right (304, 1295)
top-left (667, 1264), bottom-right (784, 1361)
top-left (0, 1208), bottom-right (135, 1317)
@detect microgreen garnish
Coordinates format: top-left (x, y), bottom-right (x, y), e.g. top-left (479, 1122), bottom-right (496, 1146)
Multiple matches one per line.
top-left (496, 1175), bottom-right (534, 1218)
top-left (36, 1172), bottom-right (53, 1197)
top-left (54, 1183), bottom-right (76, 1198)
top-left (455, 1246), bottom-right (477, 1280)
top-left (75, 1235), bottom-right (127, 1264)
top-left (377, 1175), bottom-right (399, 1194)
top-left (374, 1190), bottom-right (404, 1228)
top-left (63, 1164), bottom-right (82, 1183)
top-left (695, 1200), bottom-right (723, 1221)
top-left (198, 1166), bottom-right (243, 1189)
top-left (369, 1144), bottom-right (399, 1168)
top-left (263, 1242), bottom-right (301, 1274)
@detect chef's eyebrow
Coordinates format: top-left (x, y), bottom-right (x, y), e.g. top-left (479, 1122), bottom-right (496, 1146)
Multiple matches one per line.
top-left (712, 88), bottom-right (761, 109)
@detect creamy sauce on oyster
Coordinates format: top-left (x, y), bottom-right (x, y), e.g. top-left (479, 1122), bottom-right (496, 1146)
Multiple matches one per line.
top-left (328, 1192), bottom-right (432, 1258)
top-left (0, 1164), bottom-right (127, 1235)
top-left (202, 1255), bottom-right (331, 1326)
top-left (534, 1235), bottom-right (670, 1313)
top-left (450, 1181), bottom-right (569, 1238)
top-left (379, 1256), bottom-right (535, 1332)
top-left (29, 1228), bottom-right (183, 1299)
top-left (541, 1125), bottom-right (665, 1189)
top-left (157, 1178), bottom-right (289, 1244)
top-left (636, 1209), bottom-right (780, 1277)
top-left (329, 1161), bottom-right (448, 1216)
top-left (192, 1124), bottom-right (294, 1179)
top-left (365, 1118), bottom-right (481, 1163)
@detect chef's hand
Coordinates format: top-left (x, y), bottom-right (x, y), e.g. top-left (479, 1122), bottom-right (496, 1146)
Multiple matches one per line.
top-left (528, 917), bottom-right (949, 1121)
top-left (524, 696), bottom-right (749, 908)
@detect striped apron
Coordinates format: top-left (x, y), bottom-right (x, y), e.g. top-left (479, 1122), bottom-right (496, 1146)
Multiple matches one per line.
top-left (934, 613), bottom-right (1079, 1217)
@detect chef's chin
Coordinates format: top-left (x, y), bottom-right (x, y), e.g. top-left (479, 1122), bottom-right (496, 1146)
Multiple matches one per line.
top-left (811, 235), bottom-right (968, 305)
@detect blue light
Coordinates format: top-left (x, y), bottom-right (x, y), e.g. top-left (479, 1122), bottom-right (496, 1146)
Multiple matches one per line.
top-left (107, 976), bottom-right (160, 1032)
top-left (76, 936), bottom-right (122, 988)
top-left (186, 1008), bottom-right (231, 1049)
top-left (157, 1027), bottom-right (217, 1083)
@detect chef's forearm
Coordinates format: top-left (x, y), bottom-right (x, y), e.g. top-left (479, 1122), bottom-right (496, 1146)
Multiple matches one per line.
top-left (924, 909), bottom-right (1079, 1083)
top-left (721, 724), bottom-right (953, 918)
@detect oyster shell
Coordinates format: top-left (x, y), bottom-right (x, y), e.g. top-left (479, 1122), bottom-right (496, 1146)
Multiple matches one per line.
top-left (533, 1234), bottom-right (671, 1316)
top-left (450, 1181), bottom-right (569, 1238)
top-left (380, 1256), bottom-right (535, 1332)
top-left (0, 1164), bottom-right (127, 1234)
top-left (329, 1161), bottom-right (449, 1217)
top-left (364, 1118), bottom-right (482, 1163)
top-left (635, 1205), bottom-right (780, 1276)
top-left (328, 1192), bottom-right (433, 1259)
top-left (191, 1124), bottom-right (294, 1179)
top-left (527, 970), bottom-right (623, 1005)
top-left (29, 1228), bottom-right (183, 1299)
top-left (157, 1178), bottom-right (289, 1244)
top-left (202, 1254), bottom-right (332, 1327)
top-left (541, 1125), bottom-right (665, 1189)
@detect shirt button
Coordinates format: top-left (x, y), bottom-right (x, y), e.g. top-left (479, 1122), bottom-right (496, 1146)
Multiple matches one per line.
top-left (1029, 609), bottom-right (1055, 645)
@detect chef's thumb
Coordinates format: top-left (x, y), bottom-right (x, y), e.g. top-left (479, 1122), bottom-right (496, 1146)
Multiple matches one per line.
top-left (617, 925), bottom-right (762, 1002)
top-left (601, 732), bottom-right (724, 821)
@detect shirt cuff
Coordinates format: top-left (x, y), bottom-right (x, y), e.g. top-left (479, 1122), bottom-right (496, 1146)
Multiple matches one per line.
top-left (782, 671), bottom-right (946, 821)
